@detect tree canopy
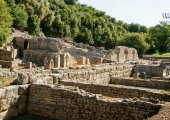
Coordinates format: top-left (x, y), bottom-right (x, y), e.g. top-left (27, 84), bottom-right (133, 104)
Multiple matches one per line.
top-left (2, 0), bottom-right (170, 56)
top-left (148, 24), bottom-right (170, 53)
top-left (118, 33), bottom-right (150, 55)
top-left (0, 0), bottom-right (12, 46)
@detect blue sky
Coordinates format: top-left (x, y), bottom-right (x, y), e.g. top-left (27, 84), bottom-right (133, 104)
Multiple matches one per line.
top-left (78, 0), bottom-right (170, 27)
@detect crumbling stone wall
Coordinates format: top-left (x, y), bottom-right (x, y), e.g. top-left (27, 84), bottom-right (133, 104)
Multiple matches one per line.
top-left (13, 37), bottom-right (139, 68)
top-left (110, 77), bottom-right (170, 90)
top-left (28, 84), bottom-right (161, 120)
top-left (114, 46), bottom-right (138, 62)
top-left (60, 80), bottom-right (170, 102)
top-left (0, 47), bottom-right (18, 68)
top-left (134, 64), bottom-right (164, 77)
top-left (51, 64), bottom-right (133, 84)
top-left (0, 85), bottom-right (29, 120)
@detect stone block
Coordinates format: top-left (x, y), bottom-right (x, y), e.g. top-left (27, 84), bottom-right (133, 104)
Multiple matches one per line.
top-left (75, 56), bottom-right (86, 65)
top-left (0, 89), bottom-right (6, 100)
top-left (16, 73), bottom-right (29, 85)
top-left (18, 85), bottom-right (29, 95)
top-left (5, 86), bottom-right (19, 98)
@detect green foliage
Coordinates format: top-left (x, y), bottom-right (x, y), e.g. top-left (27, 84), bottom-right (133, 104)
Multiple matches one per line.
top-left (148, 24), bottom-right (170, 53)
top-left (11, 4), bottom-right (28, 30)
top-left (27, 15), bottom-right (41, 35)
top-left (64, 0), bottom-right (78, 5)
top-left (151, 53), bottom-right (170, 57)
top-left (0, 0), bottom-right (12, 46)
top-left (5, 0), bottom-right (152, 54)
top-left (118, 33), bottom-right (150, 55)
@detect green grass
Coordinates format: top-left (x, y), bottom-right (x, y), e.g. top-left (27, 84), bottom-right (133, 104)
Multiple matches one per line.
top-left (0, 77), bottom-right (16, 87)
top-left (151, 53), bottom-right (170, 57)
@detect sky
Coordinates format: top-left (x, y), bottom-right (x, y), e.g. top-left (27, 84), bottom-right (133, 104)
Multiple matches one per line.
top-left (78, 0), bottom-right (170, 27)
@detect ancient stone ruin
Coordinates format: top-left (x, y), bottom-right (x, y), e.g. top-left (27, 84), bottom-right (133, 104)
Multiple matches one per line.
top-left (0, 30), bottom-right (170, 120)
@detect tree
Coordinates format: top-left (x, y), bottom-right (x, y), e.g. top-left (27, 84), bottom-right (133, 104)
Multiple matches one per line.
top-left (148, 24), bottom-right (170, 53)
top-left (64, 0), bottom-right (78, 5)
top-left (118, 33), bottom-right (150, 55)
top-left (11, 4), bottom-right (28, 30)
top-left (27, 15), bottom-right (41, 35)
top-left (0, 0), bottom-right (12, 46)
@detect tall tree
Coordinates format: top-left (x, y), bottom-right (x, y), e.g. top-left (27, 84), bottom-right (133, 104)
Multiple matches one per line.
top-left (0, 0), bottom-right (12, 46)
top-left (119, 33), bottom-right (150, 55)
top-left (149, 24), bottom-right (170, 53)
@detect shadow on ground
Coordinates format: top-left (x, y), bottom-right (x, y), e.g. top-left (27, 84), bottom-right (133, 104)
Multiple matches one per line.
top-left (11, 114), bottom-right (56, 120)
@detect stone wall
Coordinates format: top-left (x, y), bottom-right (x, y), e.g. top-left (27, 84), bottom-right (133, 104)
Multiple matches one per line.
top-left (24, 50), bottom-right (59, 66)
top-left (60, 80), bottom-right (170, 102)
top-left (0, 85), bottom-right (29, 120)
top-left (134, 64), bottom-right (164, 77)
top-left (0, 60), bottom-right (18, 68)
top-left (142, 56), bottom-right (170, 62)
top-left (51, 64), bottom-right (133, 84)
top-left (110, 77), bottom-right (170, 90)
top-left (28, 84), bottom-right (162, 120)
top-left (0, 50), bottom-right (13, 61)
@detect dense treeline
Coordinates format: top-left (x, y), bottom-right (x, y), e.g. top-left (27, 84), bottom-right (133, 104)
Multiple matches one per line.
top-left (1, 0), bottom-right (170, 55)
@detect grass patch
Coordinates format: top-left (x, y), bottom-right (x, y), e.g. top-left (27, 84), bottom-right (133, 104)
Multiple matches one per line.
top-left (151, 53), bottom-right (170, 57)
top-left (0, 77), bottom-right (16, 88)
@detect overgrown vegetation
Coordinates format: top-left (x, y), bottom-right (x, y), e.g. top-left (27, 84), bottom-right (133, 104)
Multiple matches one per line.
top-left (0, 0), bottom-right (12, 46)
top-left (152, 53), bottom-right (170, 57)
top-left (1, 0), bottom-right (170, 55)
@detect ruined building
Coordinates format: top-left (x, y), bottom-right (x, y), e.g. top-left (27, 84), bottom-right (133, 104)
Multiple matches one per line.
top-left (1, 31), bottom-right (170, 120)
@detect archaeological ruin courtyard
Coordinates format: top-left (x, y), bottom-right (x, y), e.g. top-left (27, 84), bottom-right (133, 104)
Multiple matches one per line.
top-left (0, 30), bottom-right (170, 120)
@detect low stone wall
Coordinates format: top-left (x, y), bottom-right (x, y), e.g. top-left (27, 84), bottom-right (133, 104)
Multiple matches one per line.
top-left (142, 56), bottom-right (170, 62)
top-left (60, 80), bottom-right (170, 102)
top-left (24, 50), bottom-right (58, 66)
top-left (110, 77), bottom-right (170, 90)
top-left (28, 84), bottom-right (162, 120)
top-left (0, 60), bottom-right (18, 68)
top-left (134, 64), bottom-right (163, 77)
top-left (0, 50), bottom-right (13, 61)
top-left (0, 85), bottom-right (29, 120)
top-left (51, 64), bottom-right (133, 84)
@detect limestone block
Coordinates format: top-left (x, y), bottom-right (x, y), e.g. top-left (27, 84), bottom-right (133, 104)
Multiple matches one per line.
top-left (26, 62), bottom-right (32, 69)
top-left (5, 86), bottom-right (19, 98)
top-left (0, 89), bottom-right (6, 100)
top-left (0, 110), bottom-right (8, 120)
top-left (27, 73), bottom-right (37, 84)
top-left (18, 85), bottom-right (29, 95)
top-left (17, 73), bottom-right (29, 85)
top-left (0, 99), bottom-right (8, 112)
top-left (54, 56), bottom-right (60, 68)
top-left (7, 94), bottom-right (19, 107)
top-left (50, 74), bottom-right (62, 84)
top-left (75, 56), bottom-right (86, 65)
top-left (37, 77), bottom-right (53, 85)
top-left (60, 53), bottom-right (67, 68)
